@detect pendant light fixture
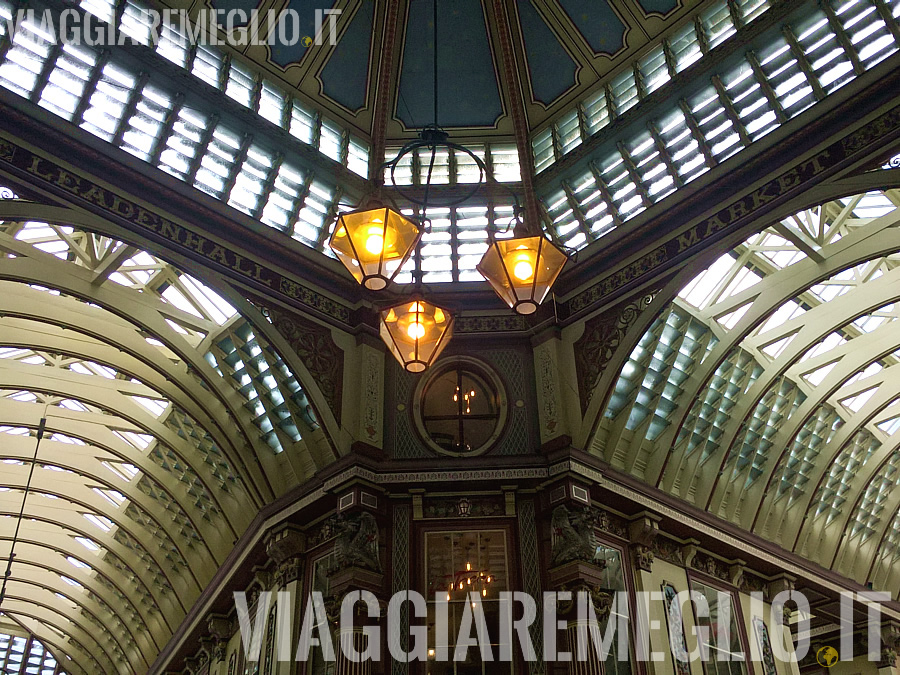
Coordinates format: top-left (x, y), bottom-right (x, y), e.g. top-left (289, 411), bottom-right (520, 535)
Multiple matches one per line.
top-left (476, 209), bottom-right (569, 315)
top-left (329, 199), bottom-right (422, 291)
top-left (326, 0), bottom-right (570, 370)
top-left (380, 298), bottom-right (454, 373)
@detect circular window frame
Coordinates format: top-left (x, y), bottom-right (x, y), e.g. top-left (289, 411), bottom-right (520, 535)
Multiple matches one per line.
top-left (412, 356), bottom-right (509, 457)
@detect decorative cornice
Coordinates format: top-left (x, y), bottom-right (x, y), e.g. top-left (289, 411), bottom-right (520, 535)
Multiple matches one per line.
top-left (264, 303), bottom-right (345, 423)
top-left (574, 291), bottom-right (658, 414)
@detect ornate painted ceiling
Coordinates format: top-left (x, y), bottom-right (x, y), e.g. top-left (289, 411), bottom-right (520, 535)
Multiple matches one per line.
top-left (189, 0), bottom-right (706, 140)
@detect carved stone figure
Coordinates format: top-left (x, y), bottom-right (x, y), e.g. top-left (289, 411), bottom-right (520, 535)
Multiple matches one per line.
top-left (332, 512), bottom-right (382, 573)
top-left (550, 505), bottom-right (596, 567)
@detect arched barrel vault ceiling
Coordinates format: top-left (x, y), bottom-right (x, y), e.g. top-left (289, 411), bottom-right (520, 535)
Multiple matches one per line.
top-left (0, 617), bottom-right (78, 675)
top-left (593, 188), bottom-right (900, 593)
top-left (0, 199), bottom-right (336, 673)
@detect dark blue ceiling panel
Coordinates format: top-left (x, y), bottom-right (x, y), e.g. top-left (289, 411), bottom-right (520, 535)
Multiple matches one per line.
top-left (635, 0), bottom-right (680, 16)
top-left (209, 0), bottom-right (259, 27)
top-left (396, 0), bottom-right (503, 128)
top-left (320, 1), bottom-right (374, 112)
top-left (558, 0), bottom-right (627, 55)
top-left (268, 0), bottom-right (336, 69)
top-left (517, 0), bottom-right (578, 105)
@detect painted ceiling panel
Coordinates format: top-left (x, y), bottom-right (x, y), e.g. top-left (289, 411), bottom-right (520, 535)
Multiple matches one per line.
top-left (209, 0), bottom-right (260, 26)
top-left (320, 0), bottom-right (375, 112)
top-left (517, 0), bottom-right (578, 106)
top-left (558, 0), bottom-right (628, 56)
top-left (396, 0), bottom-right (503, 128)
top-left (635, 0), bottom-right (681, 16)
top-left (268, 0), bottom-right (337, 69)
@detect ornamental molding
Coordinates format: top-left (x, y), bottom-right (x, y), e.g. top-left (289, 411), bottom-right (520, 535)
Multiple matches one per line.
top-left (574, 292), bottom-right (658, 414)
top-left (263, 303), bottom-right (345, 423)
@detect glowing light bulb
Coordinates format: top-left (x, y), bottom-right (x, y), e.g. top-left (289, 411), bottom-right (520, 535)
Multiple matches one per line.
top-left (459, 582), bottom-right (464, 590)
top-left (513, 259), bottom-right (534, 281)
top-left (365, 232), bottom-right (384, 255)
top-left (466, 562), bottom-right (472, 571)
top-left (446, 593), bottom-right (451, 602)
top-left (407, 321), bottom-right (426, 340)
top-left (482, 588), bottom-right (487, 597)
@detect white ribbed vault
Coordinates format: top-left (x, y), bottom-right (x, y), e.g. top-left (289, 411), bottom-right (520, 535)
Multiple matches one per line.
top-left (0, 196), bottom-right (333, 674)
top-left (594, 188), bottom-right (900, 594)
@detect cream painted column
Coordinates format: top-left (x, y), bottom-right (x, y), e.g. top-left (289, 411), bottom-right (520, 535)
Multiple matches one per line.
top-left (264, 524), bottom-right (307, 675)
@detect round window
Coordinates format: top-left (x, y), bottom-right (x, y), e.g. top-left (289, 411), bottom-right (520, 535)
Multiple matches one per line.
top-left (413, 357), bottom-right (508, 456)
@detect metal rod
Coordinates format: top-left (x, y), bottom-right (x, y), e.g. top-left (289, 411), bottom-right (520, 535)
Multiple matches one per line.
top-left (0, 417), bottom-right (47, 608)
top-left (433, 0), bottom-right (439, 128)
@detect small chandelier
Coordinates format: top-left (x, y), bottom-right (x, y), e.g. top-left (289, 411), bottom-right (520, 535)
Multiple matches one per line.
top-left (380, 299), bottom-right (454, 373)
top-left (477, 210), bottom-right (568, 315)
top-left (329, 202), bottom-right (421, 291)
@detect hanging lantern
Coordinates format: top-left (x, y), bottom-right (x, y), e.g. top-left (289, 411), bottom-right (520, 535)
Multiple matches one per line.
top-left (380, 299), bottom-right (453, 373)
top-left (329, 204), bottom-right (422, 291)
top-left (477, 232), bottom-right (568, 315)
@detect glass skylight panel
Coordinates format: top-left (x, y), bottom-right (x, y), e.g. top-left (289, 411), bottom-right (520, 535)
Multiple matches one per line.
top-left (194, 124), bottom-right (240, 197)
top-left (192, 45), bottom-right (226, 89)
top-left (840, 384), bottom-right (880, 412)
top-left (84, 512), bottom-right (113, 532)
top-left (532, 128), bottom-right (555, 173)
top-left (80, 63), bottom-right (135, 142)
top-left (0, 19), bottom-right (52, 98)
top-left (878, 414), bottom-right (900, 435)
top-left (228, 144), bottom-right (272, 215)
top-left (260, 163), bottom-right (306, 231)
top-left (293, 181), bottom-right (333, 248)
top-left (347, 137), bottom-right (370, 177)
top-left (319, 120), bottom-right (343, 163)
top-left (609, 69), bottom-right (639, 116)
top-left (157, 21), bottom-right (190, 68)
top-left (701, 1), bottom-right (737, 48)
top-left (158, 106), bottom-right (210, 180)
top-left (835, 0), bottom-right (897, 67)
top-left (121, 83), bottom-right (174, 161)
top-left (490, 145), bottom-right (521, 182)
top-left (638, 46), bottom-right (670, 97)
top-left (288, 99), bottom-right (317, 145)
top-left (556, 111), bottom-right (582, 156)
top-left (420, 209), bottom-right (453, 283)
top-left (456, 145), bottom-right (487, 184)
top-left (224, 60), bottom-right (255, 108)
top-left (120, 0), bottom-right (155, 44)
top-left (794, 11), bottom-right (856, 93)
top-left (39, 44), bottom-right (98, 121)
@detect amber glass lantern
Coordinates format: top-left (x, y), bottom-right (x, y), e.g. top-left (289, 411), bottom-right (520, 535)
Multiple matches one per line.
top-left (380, 300), bottom-right (454, 373)
top-left (477, 232), bottom-right (568, 315)
top-left (329, 205), bottom-right (421, 291)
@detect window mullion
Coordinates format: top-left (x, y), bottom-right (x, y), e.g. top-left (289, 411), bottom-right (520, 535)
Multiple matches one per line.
top-left (588, 160), bottom-right (625, 229)
top-left (251, 152), bottom-right (284, 221)
top-left (220, 133), bottom-right (253, 200)
top-left (30, 41), bottom-right (63, 104)
top-left (72, 48), bottom-right (112, 125)
top-left (561, 181), bottom-right (595, 241)
top-left (710, 75), bottom-right (752, 147)
top-left (110, 71), bottom-right (149, 148)
top-left (871, 0), bottom-right (900, 44)
top-left (184, 114), bottom-right (219, 183)
top-left (820, 0), bottom-right (866, 75)
top-left (648, 122), bottom-right (684, 189)
top-left (781, 26), bottom-right (827, 100)
top-left (616, 141), bottom-right (654, 209)
top-left (313, 187), bottom-right (342, 249)
top-left (284, 171), bottom-right (314, 236)
top-left (746, 51), bottom-right (788, 124)
top-left (146, 92), bottom-right (184, 165)
top-left (678, 100), bottom-right (718, 168)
